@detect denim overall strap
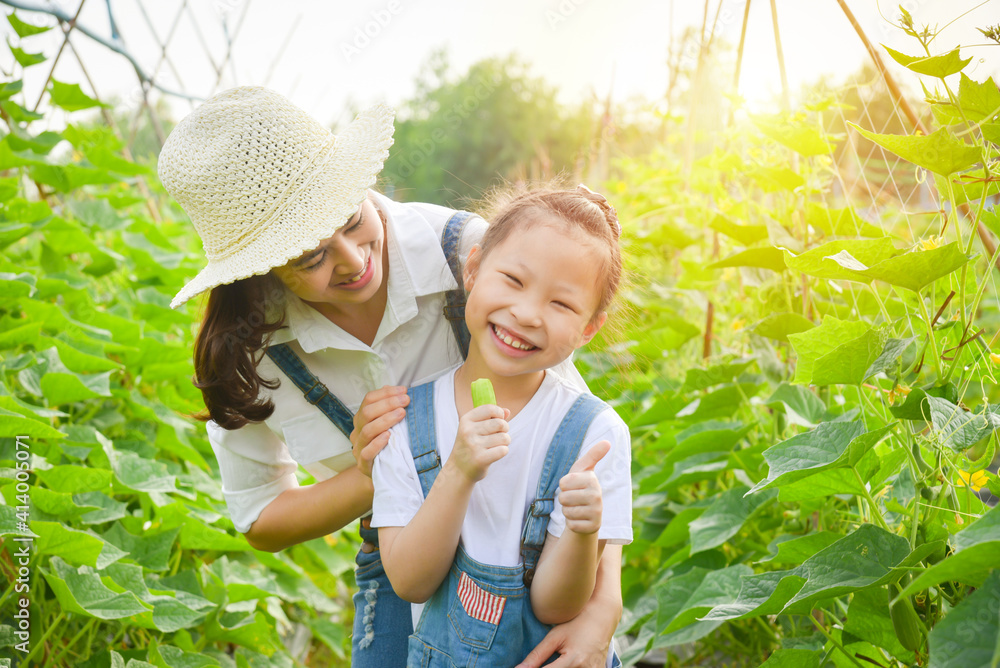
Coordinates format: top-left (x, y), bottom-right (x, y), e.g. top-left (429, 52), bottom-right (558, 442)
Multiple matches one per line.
top-left (406, 381), bottom-right (442, 497)
top-left (441, 210), bottom-right (474, 360)
top-left (265, 343), bottom-right (354, 437)
top-left (520, 393), bottom-right (608, 586)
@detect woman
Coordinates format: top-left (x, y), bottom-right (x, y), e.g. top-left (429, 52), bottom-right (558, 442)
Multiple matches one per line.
top-left (158, 86), bottom-right (623, 667)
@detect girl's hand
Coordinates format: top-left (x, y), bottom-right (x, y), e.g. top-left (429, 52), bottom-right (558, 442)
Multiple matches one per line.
top-left (350, 385), bottom-right (409, 477)
top-left (558, 441), bottom-right (610, 535)
top-left (516, 604), bottom-right (613, 668)
top-left (447, 405), bottom-right (511, 482)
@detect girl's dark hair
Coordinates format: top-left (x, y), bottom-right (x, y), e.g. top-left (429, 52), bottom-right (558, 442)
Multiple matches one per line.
top-left (193, 273), bottom-right (287, 429)
top-left (479, 185), bottom-right (623, 317)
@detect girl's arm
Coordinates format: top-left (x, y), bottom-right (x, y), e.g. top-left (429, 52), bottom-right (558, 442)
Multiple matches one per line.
top-left (244, 467), bottom-right (373, 552)
top-left (379, 404), bottom-right (510, 603)
top-left (517, 546), bottom-right (623, 668)
top-left (528, 441), bottom-right (609, 624)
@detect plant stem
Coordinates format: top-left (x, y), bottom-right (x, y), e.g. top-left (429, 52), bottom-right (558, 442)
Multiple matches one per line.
top-left (916, 291), bottom-right (941, 378)
top-left (47, 617), bottom-right (96, 668)
top-left (21, 612), bottom-right (64, 665)
top-left (853, 467), bottom-right (891, 532)
top-left (808, 610), bottom-right (867, 668)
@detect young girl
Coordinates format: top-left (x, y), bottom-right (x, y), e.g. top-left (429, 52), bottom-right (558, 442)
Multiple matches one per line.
top-left (372, 187), bottom-right (632, 667)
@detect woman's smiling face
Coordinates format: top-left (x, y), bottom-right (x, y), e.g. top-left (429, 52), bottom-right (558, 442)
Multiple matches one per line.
top-left (272, 196), bottom-right (386, 307)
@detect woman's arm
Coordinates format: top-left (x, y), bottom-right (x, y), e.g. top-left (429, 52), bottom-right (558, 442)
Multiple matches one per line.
top-left (243, 466), bottom-right (373, 552)
top-left (517, 545), bottom-right (623, 668)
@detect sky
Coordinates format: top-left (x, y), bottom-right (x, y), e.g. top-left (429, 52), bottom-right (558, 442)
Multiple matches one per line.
top-left (1, 0), bottom-right (998, 127)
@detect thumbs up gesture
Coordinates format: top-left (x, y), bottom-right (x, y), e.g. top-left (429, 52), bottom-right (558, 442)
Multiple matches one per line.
top-left (557, 441), bottom-right (610, 535)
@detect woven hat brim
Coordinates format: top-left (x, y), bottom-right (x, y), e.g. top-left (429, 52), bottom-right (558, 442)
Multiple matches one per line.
top-left (170, 103), bottom-right (394, 309)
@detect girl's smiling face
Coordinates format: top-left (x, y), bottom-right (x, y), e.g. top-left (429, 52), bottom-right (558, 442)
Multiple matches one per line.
top-left (462, 213), bottom-right (607, 378)
top-left (272, 196), bottom-right (386, 307)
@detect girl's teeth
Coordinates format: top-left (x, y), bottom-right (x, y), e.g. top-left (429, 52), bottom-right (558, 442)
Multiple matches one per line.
top-left (495, 325), bottom-right (534, 350)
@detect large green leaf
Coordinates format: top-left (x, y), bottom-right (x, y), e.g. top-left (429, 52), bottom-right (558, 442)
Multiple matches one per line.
top-left (766, 383), bottom-right (826, 427)
top-left (48, 80), bottom-right (108, 112)
top-left (42, 556), bottom-right (150, 620)
top-left (708, 247), bottom-right (786, 272)
top-left (703, 525), bottom-right (911, 621)
top-left (708, 212), bottom-right (768, 245)
top-left (954, 74), bottom-right (1000, 123)
top-left (681, 359), bottom-right (756, 392)
top-left (843, 587), bottom-right (915, 665)
top-left (8, 43), bottom-right (46, 68)
top-left (103, 562), bottom-right (214, 632)
top-left (848, 123), bottom-right (980, 176)
top-left (748, 421), bottom-right (892, 493)
top-left (758, 649), bottom-right (822, 668)
top-left (789, 316), bottom-right (889, 386)
top-left (761, 532), bottom-right (842, 565)
top-left (0, 405), bottom-right (64, 438)
top-left (34, 465), bottom-right (113, 494)
top-left (926, 397), bottom-right (997, 451)
top-left (752, 312), bottom-right (815, 343)
top-left (883, 45), bottom-right (971, 78)
top-left (783, 237), bottom-right (898, 282)
top-left (32, 520), bottom-right (126, 569)
top-left (649, 565), bottom-right (751, 648)
top-left (7, 13), bottom-right (51, 37)
top-left (927, 570), bottom-right (1000, 668)
top-left (689, 486), bottom-right (778, 554)
top-left (101, 523), bottom-right (180, 572)
top-left (805, 203), bottom-right (884, 238)
top-left (752, 114), bottom-right (835, 156)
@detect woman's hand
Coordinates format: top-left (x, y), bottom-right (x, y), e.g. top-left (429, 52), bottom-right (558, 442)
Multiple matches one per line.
top-left (351, 385), bottom-right (409, 476)
top-left (516, 601), bottom-right (615, 667)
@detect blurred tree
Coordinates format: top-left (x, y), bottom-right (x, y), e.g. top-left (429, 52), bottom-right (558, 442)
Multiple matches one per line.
top-left (380, 51), bottom-right (659, 208)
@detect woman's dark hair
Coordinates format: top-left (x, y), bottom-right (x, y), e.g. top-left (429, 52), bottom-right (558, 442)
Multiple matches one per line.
top-left (193, 273), bottom-right (287, 429)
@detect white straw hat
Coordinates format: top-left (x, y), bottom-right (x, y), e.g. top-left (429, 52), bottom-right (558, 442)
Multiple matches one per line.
top-left (158, 86), bottom-right (395, 308)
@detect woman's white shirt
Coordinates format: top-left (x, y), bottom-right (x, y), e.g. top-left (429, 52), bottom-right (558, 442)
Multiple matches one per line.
top-left (207, 192), bottom-right (587, 534)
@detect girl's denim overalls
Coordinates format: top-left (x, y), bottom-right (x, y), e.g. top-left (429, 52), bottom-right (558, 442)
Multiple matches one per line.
top-left (402, 381), bottom-right (623, 668)
top-left (264, 211), bottom-right (476, 667)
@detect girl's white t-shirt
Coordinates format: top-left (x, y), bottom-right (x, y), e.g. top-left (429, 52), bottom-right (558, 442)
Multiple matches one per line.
top-left (371, 366), bottom-right (633, 566)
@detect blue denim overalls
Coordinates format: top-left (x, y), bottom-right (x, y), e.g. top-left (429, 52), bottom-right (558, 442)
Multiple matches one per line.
top-left (402, 381), bottom-right (623, 668)
top-left (264, 211), bottom-right (475, 667)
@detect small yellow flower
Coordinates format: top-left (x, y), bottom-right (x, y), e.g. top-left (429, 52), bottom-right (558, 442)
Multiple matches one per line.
top-left (887, 385), bottom-right (911, 406)
top-left (991, 352), bottom-right (1000, 366)
top-left (722, 268), bottom-right (737, 281)
top-left (957, 469), bottom-right (989, 492)
top-left (731, 318), bottom-right (746, 332)
top-left (919, 236), bottom-right (942, 251)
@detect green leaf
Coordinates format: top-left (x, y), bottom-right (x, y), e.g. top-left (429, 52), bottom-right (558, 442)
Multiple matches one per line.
top-left (42, 556), bottom-right (150, 620)
top-left (805, 203), bottom-right (885, 239)
top-left (7, 13), bottom-right (51, 37)
top-left (783, 237), bottom-right (899, 282)
top-left (35, 465), bottom-right (113, 493)
top-left (954, 74), bottom-right (1000, 123)
top-left (708, 247), bottom-right (786, 272)
top-left (0, 406), bottom-right (64, 438)
top-left (866, 337), bottom-right (917, 379)
top-left (848, 123), bottom-right (980, 176)
top-left (8, 43), bottom-right (46, 68)
top-left (703, 525), bottom-right (911, 621)
top-left (760, 532), bottom-right (842, 564)
top-left (103, 562), bottom-right (214, 632)
top-left (858, 242), bottom-right (971, 293)
top-left (898, 504), bottom-right (1000, 598)
top-left (758, 649), bottom-right (821, 668)
top-left (883, 45), bottom-right (972, 78)
top-left (0, 100), bottom-right (43, 122)
top-left (927, 397), bottom-right (996, 451)
top-left (708, 212), bottom-right (768, 245)
top-left (751, 312), bottom-right (815, 343)
top-left (649, 565), bottom-right (751, 647)
top-left (752, 114), bottom-right (835, 156)
top-left (681, 359), bottom-right (756, 392)
top-left (32, 520), bottom-right (126, 569)
top-left (101, 523), bottom-right (180, 572)
top-left (689, 486), bottom-right (778, 554)
top-left (765, 383), bottom-right (826, 427)
top-left (789, 317), bottom-right (889, 386)
top-left (48, 80), bottom-right (108, 112)
top-left (0, 504), bottom-right (37, 538)
top-left (927, 570), bottom-right (1000, 668)
top-left (748, 421), bottom-right (892, 493)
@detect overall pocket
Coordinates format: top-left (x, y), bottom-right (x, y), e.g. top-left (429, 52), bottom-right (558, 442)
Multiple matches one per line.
top-left (447, 572), bottom-right (504, 651)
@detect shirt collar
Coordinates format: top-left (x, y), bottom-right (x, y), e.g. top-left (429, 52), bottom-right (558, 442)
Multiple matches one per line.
top-left (270, 192), bottom-right (459, 353)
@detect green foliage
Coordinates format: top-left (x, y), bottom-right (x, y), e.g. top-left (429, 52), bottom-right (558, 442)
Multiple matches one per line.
top-left (604, 13), bottom-right (999, 667)
top-left (0, 18), bottom-right (357, 665)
